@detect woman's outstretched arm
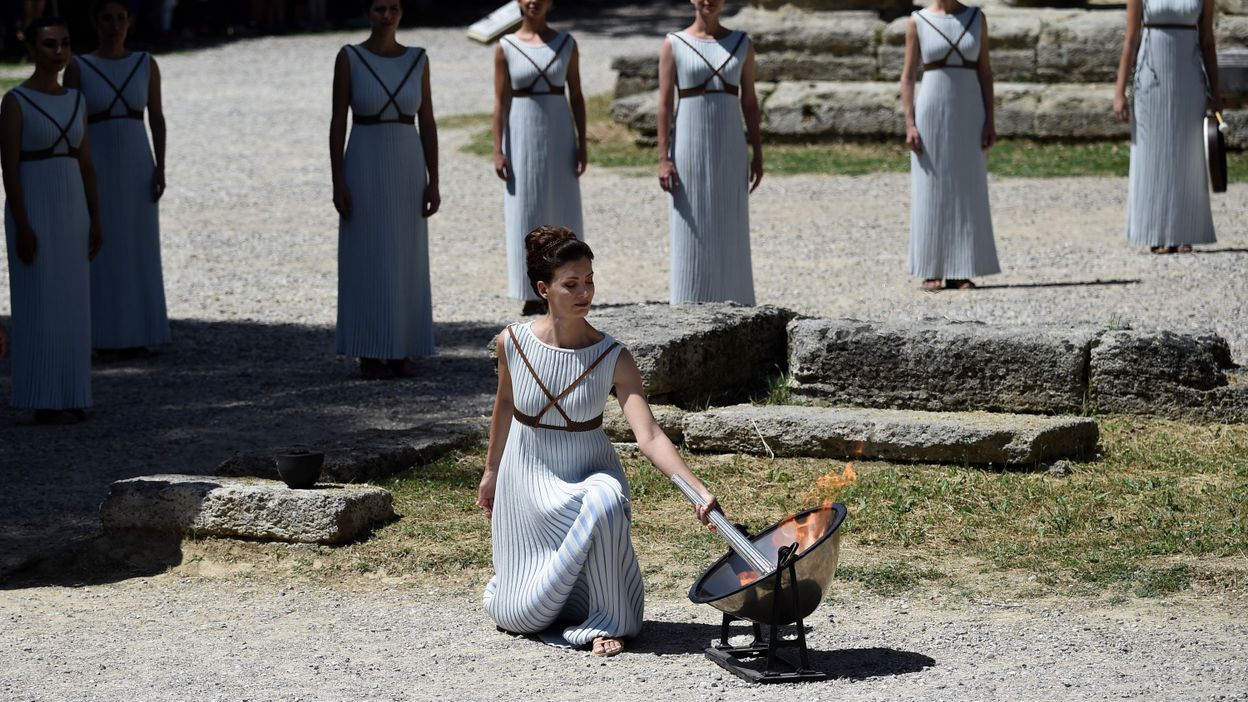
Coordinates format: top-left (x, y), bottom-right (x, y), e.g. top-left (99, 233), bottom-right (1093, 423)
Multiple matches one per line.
top-left (1114, 0), bottom-right (1143, 123)
top-left (901, 16), bottom-right (923, 155)
top-left (614, 348), bottom-right (716, 526)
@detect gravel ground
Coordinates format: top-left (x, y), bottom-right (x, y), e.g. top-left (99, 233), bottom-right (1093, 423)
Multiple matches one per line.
top-left (1, 20), bottom-right (1247, 700)
top-left (1, 579), bottom-right (1245, 701)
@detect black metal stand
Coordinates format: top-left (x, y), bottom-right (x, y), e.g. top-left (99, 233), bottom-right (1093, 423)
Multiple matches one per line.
top-left (703, 543), bottom-right (827, 684)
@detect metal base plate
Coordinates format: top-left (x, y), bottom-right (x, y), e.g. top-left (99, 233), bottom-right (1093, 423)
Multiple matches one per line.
top-left (704, 646), bottom-right (828, 684)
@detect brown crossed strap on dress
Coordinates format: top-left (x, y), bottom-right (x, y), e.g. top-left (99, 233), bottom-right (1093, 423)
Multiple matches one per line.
top-left (1142, 23), bottom-right (1198, 29)
top-left (917, 8), bottom-right (981, 71)
top-left (671, 31), bottom-right (747, 98)
top-left (77, 53), bottom-right (147, 124)
top-left (13, 89), bottom-right (83, 162)
top-left (346, 45), bottom-right (425, 125)
top-left (507, 326), bottom-right (620, 432)
top-left (502, 33), bottom-right (572, 98)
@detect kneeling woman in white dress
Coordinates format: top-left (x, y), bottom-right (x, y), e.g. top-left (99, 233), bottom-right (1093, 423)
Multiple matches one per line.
top-left (329, 0), bottom-right (440, 379)
top-left (477, 226), bottom-right (719, 658)
top-left (2, 17), bottom-right (103, 423)
top-left (901, 1), bottom-right (1001, 290)
top-left (65, 0), bottom-right (171, 358)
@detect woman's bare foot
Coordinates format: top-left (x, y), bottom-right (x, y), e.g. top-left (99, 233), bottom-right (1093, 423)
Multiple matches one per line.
top-left (945, 279), bottom-right (976, 290)
top-left (592, 636), bottom-right (624, 657)
top-left (1150, 246), bottom-right (1177, 254)
top-left (922, 279), bottom-right (942, 291)
top-left (1176, 244), bottom-right (1193, 253)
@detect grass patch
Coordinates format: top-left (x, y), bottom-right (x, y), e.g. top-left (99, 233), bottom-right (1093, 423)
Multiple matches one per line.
top-left (188, 419), bottom-right (1247, 599)
top-left (454, 93), bottom-right (1248, 181)
top-left (0, 77), bottom-right (22, 92)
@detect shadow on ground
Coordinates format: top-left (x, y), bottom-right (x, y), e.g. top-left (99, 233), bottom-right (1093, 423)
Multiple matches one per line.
top-left (634, 619), bottom-right (934, 680)
top-left (0, 318), bottom-right (499, 585)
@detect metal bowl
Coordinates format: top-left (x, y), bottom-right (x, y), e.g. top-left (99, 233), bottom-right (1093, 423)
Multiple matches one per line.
top-left (274, 448), bottom-right (324, 489)
top-left (689, 503), bottom-right (847, 626)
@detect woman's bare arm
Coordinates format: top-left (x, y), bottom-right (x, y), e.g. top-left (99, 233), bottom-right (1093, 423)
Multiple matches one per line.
top-left (148, 57), bottom-right (168, 200)
top-left (567, 41), bottom-right (588, 177)
top-left (492, 42), bottom-right (512, 181)
top-left (1199, 0), bottom-right (1221, 112)
top-left (976, 15), bottom-right (996, 149)
top-left (656, 36), bottom-right (680, 192)
top-left (1114, 0), bottom-right (1143, 123)
top-left (614, 349), bottom-right (715, 524)
top-left (329, 48), bottom-right (352, 218)
top-left (739, 39), bottom-right (764, 193)
top-left (417, 59), bottom-right (440, 218)
top-left (901, 17), bottom-right (923, 155)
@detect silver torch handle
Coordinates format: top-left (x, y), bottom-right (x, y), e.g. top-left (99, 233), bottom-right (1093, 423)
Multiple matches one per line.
top-left (670, 473), bottom-right (773, 574)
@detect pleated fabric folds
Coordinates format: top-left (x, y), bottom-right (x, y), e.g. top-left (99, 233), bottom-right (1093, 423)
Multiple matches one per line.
top-left (483, 322), bottom-right (644, 647)
top-left (1127, 0), bottom-right (1216, 247)
top-left (77, 53), bottom-right (170, 348)
top-left (908, 9), bottom-right (1000, 280)
top-left (336, 44), bottom-right (434, 360)
top-left (4, 88), bottom-right (92, 409)
top-left (667, 31), bottom-right (755, 305)
top-left (501, 32), bottom-right (584, 301)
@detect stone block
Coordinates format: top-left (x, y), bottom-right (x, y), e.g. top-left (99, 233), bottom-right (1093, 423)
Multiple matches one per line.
top-left (100, 475), bottom-right (395, 544)
top-left (997, 83), bottom-right (1127, 139)
top-left (749, 0), bottom-right (911, 16)
top-left (761, 81), bottom-right (907, 138)
top-left (1089, 331), bottom-right (1246, 422)
top-left (684, 404), bottom-right (1099, 465)
top-left (603, 402), bottom-right (688, 444)
top-left (788, 318), bottom-right (1100, 414)
top-left (1036, 12), bottom-right (1125, 83)
top-left (757, 53), bottom-right (881, 82)
top-left (611, 54), bottom-right (658, 98)
top-left (217, 424), bottom-right (482, 483)
top-left (592, 303), bottom-right (796, 407)
top-left (1220, 0), bottom-right (1247, 16)
top-left (733, 7), bottom-right (884, 55)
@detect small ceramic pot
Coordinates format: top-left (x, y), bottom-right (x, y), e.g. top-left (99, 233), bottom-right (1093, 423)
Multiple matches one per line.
top-left (275, 448), bottom-right (325, 489)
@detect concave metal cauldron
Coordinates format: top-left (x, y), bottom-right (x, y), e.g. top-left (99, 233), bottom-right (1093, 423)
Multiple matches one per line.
top-left (689, 503), bottom-right (847, 626)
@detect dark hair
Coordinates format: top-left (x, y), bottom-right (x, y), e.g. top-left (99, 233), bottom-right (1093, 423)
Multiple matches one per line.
top-left (525, 226), bottom-right (593, 296)
top-left (91, 0), bottom-right (131, 19)
top-left (25, 16), bottom-right (68, 45)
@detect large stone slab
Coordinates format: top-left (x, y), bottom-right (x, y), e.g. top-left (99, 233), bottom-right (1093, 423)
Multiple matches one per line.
top-left (216, 423), bottom-right (483, 483)
top-left (788, 318), bottom-right (1099, 414)
top-left (100, 475), bottom-right (395, 544)
top-left (592, 303), bottom-right (796, 407)
top-left (684, 404), bottom-right (1099, 465)
top-left (1089, 331), bottom-right (1247, 422)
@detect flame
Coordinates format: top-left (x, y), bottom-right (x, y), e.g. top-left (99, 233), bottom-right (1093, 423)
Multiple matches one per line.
top-left (736, 569), bottom-right (760, 587)
top-left (803, 462), bottom-right (858, 507)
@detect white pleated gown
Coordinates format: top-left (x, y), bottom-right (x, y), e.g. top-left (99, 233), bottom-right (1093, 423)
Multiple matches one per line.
top-left (501, 32), bottom-right (583, 302)
top-left (909, 8), bottom-right (1000, 280)
top-left (1127, 0), bottom-right (1216, 247)
top-left (76, 52), bottom-right (170, 348)
top-left (667, 31), bottom-right (754, 305)
top-left (484, 322), bottom-right (644, 647)
top-left (336, 45), bottom-right (434, 359)
top-left (3, 88), bottom-right (92, 409)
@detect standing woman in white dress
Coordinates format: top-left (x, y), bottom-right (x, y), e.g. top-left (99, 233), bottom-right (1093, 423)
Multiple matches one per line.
top-left (477, 226), bottom-right (719, 657)
top-left (901, 1), bottom-right (1000, 291)
top-left (492, 0), bottom-right (586, 317)
top-left (329, 0), bottom-right (440, 379)
top-left (65, 0), bottom-right (170, 359)
top-left (656, 0), bottom-right (763, 306)
top-left (1114, 0), bottom-right (1220, 254)
top-left (2, 17), bottom-right (103, 423)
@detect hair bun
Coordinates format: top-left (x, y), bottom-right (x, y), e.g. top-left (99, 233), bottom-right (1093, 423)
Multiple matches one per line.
top-left (525, 226), bottom-right (578, 260)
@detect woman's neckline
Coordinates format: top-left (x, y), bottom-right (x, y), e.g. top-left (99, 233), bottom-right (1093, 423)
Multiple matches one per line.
top-left (17, 84), bottom-right (69, 97)
top-left (357, 43), bottom-right (409, 59)
top-left (679, 29), bottom-right (736, 42)
top-left (511, 30), bottom-right (562, 47)
top-left (89, 50), bottom-right (136, 60)
top-left (523, 321), bottom-right (608, 352)
top-left (921, 5), bottom-right (973, 17)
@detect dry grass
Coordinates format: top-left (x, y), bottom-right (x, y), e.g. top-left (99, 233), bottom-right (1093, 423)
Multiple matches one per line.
top-left (183, 418), bottom-right (1248, 600)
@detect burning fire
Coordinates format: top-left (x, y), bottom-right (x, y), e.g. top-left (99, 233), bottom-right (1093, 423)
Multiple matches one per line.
top-left (728, 463), bottom-right (858, 589)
